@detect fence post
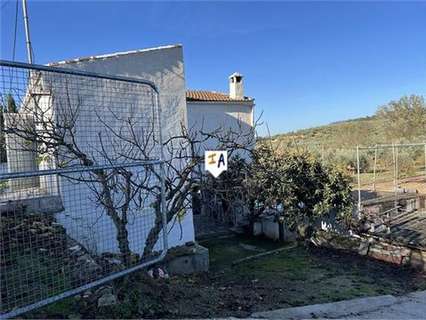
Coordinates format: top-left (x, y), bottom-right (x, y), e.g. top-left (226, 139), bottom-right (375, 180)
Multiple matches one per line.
top-left (392, 143), bottom-right (398, 215)
top-left (356, 145), bottom-right (361, 217)
top-left (373, 145), bottom-right (377, 191)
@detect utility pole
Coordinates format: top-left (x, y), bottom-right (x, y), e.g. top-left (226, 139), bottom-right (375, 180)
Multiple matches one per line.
top-left (22, 0), bottom-right (33, 63)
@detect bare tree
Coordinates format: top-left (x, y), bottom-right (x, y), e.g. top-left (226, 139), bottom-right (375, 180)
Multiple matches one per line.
top-left (3, 80), bottom-right (257, 266)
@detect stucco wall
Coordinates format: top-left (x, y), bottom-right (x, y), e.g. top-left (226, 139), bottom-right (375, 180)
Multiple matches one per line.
top-left (4, 114), bottom-right (39, 190)
top-left (44, 45), bottom-right (194, 255)
top-left (50, 44), bottom-right (187, 142)
top-left (187, 101), bottom-right (254, 154)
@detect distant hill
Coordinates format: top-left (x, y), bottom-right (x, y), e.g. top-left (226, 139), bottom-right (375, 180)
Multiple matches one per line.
top-left (267, 115), bottom-right (388, 151)
top-left (266, 95), bottom-right (426, 151)
top-left (261, 95), bottom-right (425, 183)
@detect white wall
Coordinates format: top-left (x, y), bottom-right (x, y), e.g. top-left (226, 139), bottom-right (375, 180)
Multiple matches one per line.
top-left (187, 101), bottom-right (254, 154)
top-left (50, 45), bottom-right (187, 142)
top-left (44, 45), bottom-right (194, 255)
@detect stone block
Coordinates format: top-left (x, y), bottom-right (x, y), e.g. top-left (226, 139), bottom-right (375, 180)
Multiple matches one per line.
top-left (358, 238), bottom-right (372, 256)
top-left (166, 243), bottom-right (209, 275)
top-left (262, 219), bottom-right (280, 241)
top-left (367, 242), bottom-right (404, 265)
top-left (409, 249), bottom-right (426, 271)
top-left (253, 221), bottom-right (262, 236)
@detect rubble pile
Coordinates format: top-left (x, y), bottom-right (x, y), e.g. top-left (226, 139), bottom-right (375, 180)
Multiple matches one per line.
top-left (0, 212), bottom-right (67, 267)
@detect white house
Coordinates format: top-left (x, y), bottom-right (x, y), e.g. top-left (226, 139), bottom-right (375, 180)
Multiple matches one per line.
top-left (3, 45), bottom-right (195, 259)
top-left (3, 44), bottom-right (255, 258)
top-left (185, 73), bottom-right (255, 230)
top-left (186, 72), bottom-right (255, 153)
top-left (44, 44), bottom-right (195, 256)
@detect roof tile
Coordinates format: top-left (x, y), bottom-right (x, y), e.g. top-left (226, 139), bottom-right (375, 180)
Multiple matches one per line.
top-left (186, 90), bottom-right (253, 103)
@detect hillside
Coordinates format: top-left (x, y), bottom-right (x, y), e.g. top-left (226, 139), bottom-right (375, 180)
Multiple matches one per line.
top-left (267, 95), bottom-right (426, 151)
top-left (267, 115), bottom-right (421, 151)
top-left (268, 115), bottom-right (386, 150)
top-left (264, 106), bottom-right (425, 192)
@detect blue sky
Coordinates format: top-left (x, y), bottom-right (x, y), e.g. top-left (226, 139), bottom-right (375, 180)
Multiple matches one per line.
top-left (1, 1), bottom-right (425, 135)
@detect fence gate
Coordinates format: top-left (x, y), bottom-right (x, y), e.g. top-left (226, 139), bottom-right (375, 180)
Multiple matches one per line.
top-left (0, 60), bottom-right (167, 318)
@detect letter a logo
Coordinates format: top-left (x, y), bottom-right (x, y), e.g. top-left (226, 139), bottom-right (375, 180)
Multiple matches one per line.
top-left (205, 150), bottom-right (228, 178)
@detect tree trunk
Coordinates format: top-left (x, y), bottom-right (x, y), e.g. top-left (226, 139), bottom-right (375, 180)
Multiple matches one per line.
top-left (142, 200), bottom-right (163, 258)
top-left (115, 221), bottom-right (132, 266)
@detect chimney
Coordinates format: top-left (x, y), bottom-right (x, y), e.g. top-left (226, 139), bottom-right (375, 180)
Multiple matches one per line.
top-left (229, 72), bottom-right (244, 99)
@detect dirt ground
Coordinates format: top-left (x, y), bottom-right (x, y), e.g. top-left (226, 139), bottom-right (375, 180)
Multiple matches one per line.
top-left (23, 235), bottom-right (426, 319)
top-left (358, 174), bottom-right (426, 194)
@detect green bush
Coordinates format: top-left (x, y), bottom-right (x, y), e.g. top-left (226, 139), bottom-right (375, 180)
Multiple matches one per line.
top-left (205, 144), bottom-right (354, 233)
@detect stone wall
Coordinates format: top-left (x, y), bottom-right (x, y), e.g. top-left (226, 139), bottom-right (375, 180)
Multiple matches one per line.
top-left (362, 194), bottom-right (424, 217)
top-left (312, 230), bottom-right (426, 272)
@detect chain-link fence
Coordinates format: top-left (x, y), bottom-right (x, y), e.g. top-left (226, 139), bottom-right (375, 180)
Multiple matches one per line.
top-left (0, 60), bottom-right (167, 318)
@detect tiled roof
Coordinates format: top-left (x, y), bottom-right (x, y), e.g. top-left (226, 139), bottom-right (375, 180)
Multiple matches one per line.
top-left (186, 90), bottom-right (253, 103)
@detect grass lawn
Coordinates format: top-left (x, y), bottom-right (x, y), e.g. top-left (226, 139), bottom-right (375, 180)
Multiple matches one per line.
top-left (23, 235), bottom-right (426, 319)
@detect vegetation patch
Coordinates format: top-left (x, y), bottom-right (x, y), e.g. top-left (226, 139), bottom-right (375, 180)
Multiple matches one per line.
top-left (25, 235), bottom-right (426, 319)
top-left (265, 95), bottom-right (426, 186)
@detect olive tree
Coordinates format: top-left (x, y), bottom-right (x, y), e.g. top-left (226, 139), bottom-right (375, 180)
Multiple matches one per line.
top-left (377, 95), bottom-right (426, 141)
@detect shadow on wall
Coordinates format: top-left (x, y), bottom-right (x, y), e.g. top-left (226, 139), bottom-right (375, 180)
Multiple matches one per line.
top-left (188, 111), bottom-right (255, 159)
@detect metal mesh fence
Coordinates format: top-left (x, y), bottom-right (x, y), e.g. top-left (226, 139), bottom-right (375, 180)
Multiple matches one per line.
top-left (0, 60), bottom-right (167, 318)
top-left (355, 144), bottom-right (426, 213)
top-left (355, 143), bottom-right (426, 249)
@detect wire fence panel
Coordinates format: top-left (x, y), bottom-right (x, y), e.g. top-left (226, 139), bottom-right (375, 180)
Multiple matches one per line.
top-left (355, 143), bottom-right (426, 250)
top-left (355, 143), bottom-right (426, 213)
top-left (0, 60), bottom-right (167, 318)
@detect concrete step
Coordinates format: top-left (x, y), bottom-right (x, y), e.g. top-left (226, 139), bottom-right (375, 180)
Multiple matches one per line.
top-left (252, 295), bottom-right (398, 319)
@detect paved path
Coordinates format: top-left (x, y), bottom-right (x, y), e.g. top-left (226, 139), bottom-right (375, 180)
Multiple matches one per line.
top-left (251, 290), bottom-right (426, 319)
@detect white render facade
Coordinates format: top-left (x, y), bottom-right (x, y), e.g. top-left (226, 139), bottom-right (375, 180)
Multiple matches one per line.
top-left (186, 73), bottom-right (255, 154)
top-left (0, 44), bottom-right (192, 257)
top-left (47, 44), bottom-right (195, 255)
top-left (3, 44), bottom-right (255, 257)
